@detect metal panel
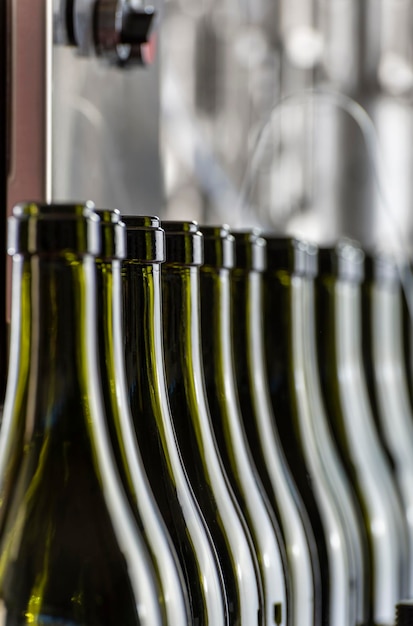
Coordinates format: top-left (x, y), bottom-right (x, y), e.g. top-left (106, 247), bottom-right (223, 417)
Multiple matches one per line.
top-left (51, 1), bottom-right (163, 216)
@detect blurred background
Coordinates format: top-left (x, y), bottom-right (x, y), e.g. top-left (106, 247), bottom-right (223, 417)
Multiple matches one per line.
top-left (159, 0), bottom-right (413, 255)
top-left (7, 0), bottom-right (413, 256)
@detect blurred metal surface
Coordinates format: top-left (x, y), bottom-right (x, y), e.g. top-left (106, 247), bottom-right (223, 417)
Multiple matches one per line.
top-left (160, 0), bottom-right (413, 257)
top-left (51, 0), bottom-right (163, 216)
top-left (5, 0), bottom-right (413, 257)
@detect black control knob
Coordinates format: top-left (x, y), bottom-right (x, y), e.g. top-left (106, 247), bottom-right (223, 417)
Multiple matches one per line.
top-left (94, 0), bottom-right (156, 66)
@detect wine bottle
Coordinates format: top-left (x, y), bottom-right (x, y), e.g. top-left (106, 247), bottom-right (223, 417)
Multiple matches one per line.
top-left (198, 225), bottom-right (288, 626)
top-left (121, 215), bottom-right (227, 626)
top-left (316, 240), bottom-right (409, 626)
top-left (161, 220), bottom-right (263, 626)
top-left (300, 242), bottom-right (370, 626)
top-left (401, 264), bottom-right (413, 409)
top-left (0, 202), bottom-right (163, 625)
top-left (362, 253), bottom-right (413, 594)
top-left (94, 208), bottom-right (191, 625)
top-left (262, 235), bottom-right (366, 626)
top-left (230, 230), bottom-right (319, 626)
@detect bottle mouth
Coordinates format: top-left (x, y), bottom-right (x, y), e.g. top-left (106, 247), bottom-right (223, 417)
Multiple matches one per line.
top-left (8, 201), bottom-right (101, 258)
top-left (262, 236), bottom-right (318, 278)
top-left (122, 215), bottom-right (165, 264)
top-left (364, 252), bottom-right (400, 285)
top-left (94, 208), bottom-right (126, 261)
top-left (198, 225), bottom-right (235, 270)
top-left (162, 221), bottom-right (203, 267)
top-left (318, 239), bottom-right (365, 283)
top-left (232, 230), bottom-right (267, 272)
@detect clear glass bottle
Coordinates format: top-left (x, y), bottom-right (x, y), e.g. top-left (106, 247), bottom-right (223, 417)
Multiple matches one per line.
top-left (198, 224), bottom-right (288, 626)
top-left (0, 202), bottom-right (163, 625)
top-left (230, 231), bottom-right (319, 626)
top-left (161, 220), bottom-right (263, 626)
top-left (362, 253), bottom-right (413, 595)
top-left (316, 240), bottom-right (409, 626)
top-left (94, 208), bottom-right (191, 625)
top-left (121, 215), bottom-right (227, 626)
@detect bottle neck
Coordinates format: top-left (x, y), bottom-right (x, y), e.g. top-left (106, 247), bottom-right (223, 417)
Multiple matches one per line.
top-left (122, 261), bottom-right (164, 395)
top-left (199, 266), bottom-right (231, 399)
top-left (96, 257), bottom-right (138, 496)
top-left (263, 269), bottom-right (302, 397)
top-left (162, 265), bottom-right (202, 391)
top-left (370, 281), bottom-right (404, 375)
top-left (6, 254), bottom-right (97, 436)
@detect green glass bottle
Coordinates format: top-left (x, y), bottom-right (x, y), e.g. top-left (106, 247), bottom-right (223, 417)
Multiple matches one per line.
top-left (230, 231), bottom-right (319, 626)
top-left (300, 241), bottom-right (369, 626)
top-left (362, 253), bottom-right (413, 595)
top-left (161, 221), bottom-right (263, 626)
top-left (198, 225), bottom-right (288, 626)
top-left (401, 265), bottom-right (413, 408)
top-left (262, 235), bottom-right (367, 626)
top-left (316, 240), bottom-right (409, 626)
top-left (121, 216), bottom-right (227, 626)
top-left (94, 208), bottom-right (191, 625)
top-left (0, 202), bottom-right (163, 626)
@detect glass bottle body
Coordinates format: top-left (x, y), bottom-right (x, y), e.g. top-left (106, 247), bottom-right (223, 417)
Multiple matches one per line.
top-left (0, 251), bottom-right (162, 626)
top-left (161, 262), bottom-right (262, 626)
top-left (316, 272), bottom-right (408, 626)
top-left (302, 277), bottom-right (369, 626)
top-left (231, 266), bottom-right (319, 626)
top-left (122, 260), bottom-right (227, 626)
top-left (362, 267), bottom-right (413, 595)
top-left (263, 267), bottom-right (355, 626)
top-left (200, 264), bottom-right (288, 626)
top-left (96, 252), bottom-right (190, 626)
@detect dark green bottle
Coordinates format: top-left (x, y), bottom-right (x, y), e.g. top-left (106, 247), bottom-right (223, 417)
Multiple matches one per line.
top-left (401, 265), bottom-right (413, 409)
top-left (362, 253), bottom-right (413, 595)
top-left (230, 231), bottom-right (319, 626)
top-left (121, 216), bottom-right (227, 626)
top-left (300, 241), bottom-right (369, 626)
top-left (0, 202), bottom-right (163, 626)
top-left (262, 235), bottom-right (366, 626)
top-left (161, 221), bottom-right (263, 626)
top-left (94, 208), bottom-right (190, 625)
top-left (316, 240), bottom-right (408, 626)
top-left (198, 225), bottom-right (288, 626)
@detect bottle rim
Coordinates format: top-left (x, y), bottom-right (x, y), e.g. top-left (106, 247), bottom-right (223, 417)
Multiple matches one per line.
top-left (318, 239), bottom-right (365, 283)
top-left (198, 225), bottom-right (235, 270)
top-left (122, 215), bottom-right (165, 264)
top-left (262, 235), bottom-right (318, 278)
top-left (232, 230), bottom-right (267, 272)
top-left (163, 220), bottom-right (204, 267)
top-left (8, 201), bottom-right (101, 258)
top-left (94, 208), bottom-right (126, 261)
